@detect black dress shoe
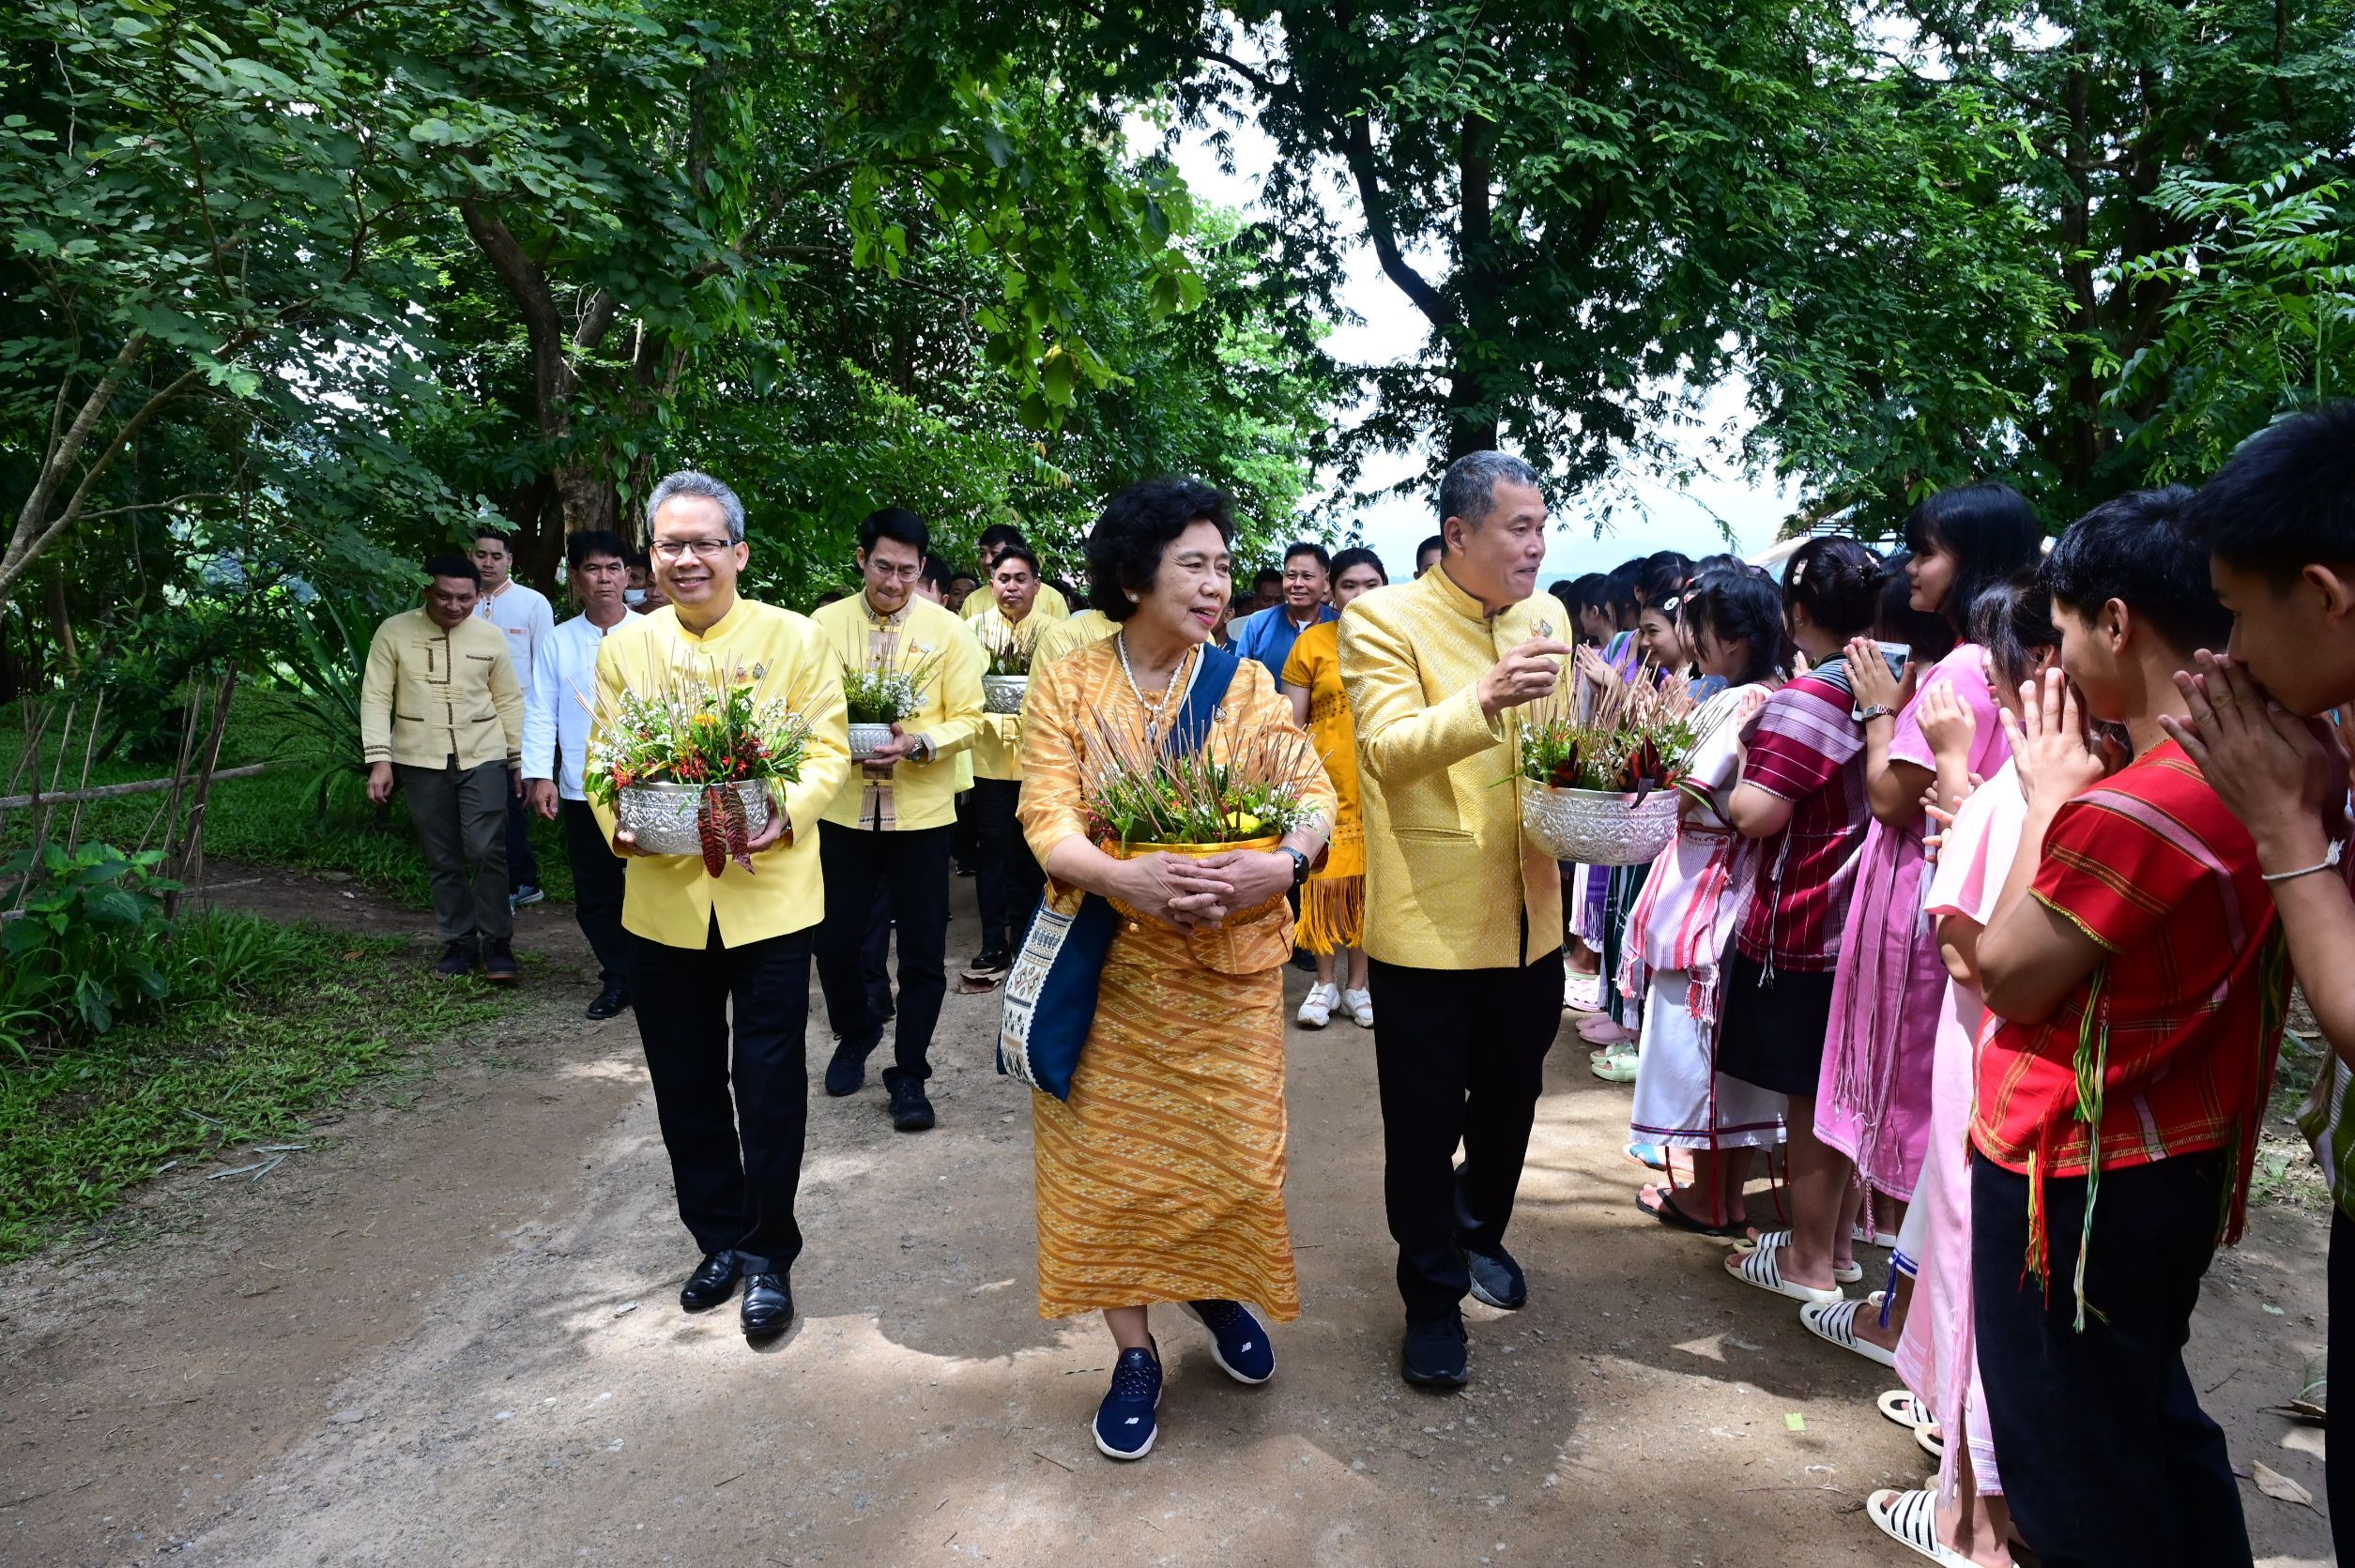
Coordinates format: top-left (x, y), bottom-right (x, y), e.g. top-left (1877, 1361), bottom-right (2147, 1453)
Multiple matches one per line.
top-left (887, 1076), bottom-right (936, 1132)
top-left (741, 1271), bottom-right (793, 1337)
top-left (965, 947), bottom-right (1011, 979)
top-left (585, 982), bottom-right (630, 1021)
top-left (824, 1039), bottom-right (875, 1097)
top-left (434, 939), bottom-right (480, 978)
top-left (679, 1251), bottom-right (742, 1312)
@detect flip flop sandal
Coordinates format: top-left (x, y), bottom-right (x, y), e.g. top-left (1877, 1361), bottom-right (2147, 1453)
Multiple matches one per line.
top-left (1638, 1187), bottom-right (1748, 1238)
top-left (1734, 1230), bottom-right (1863, 1283)
top-left (1722, 1238), bottom-right (1844, 1304)
top-left (1799, 1295), bottom-right (1899, 1367)
top-left (1876, 1388), bottom-right (1925, 1429)
top-left (1866, 1488), bottom-right (1974, 1566)
top-left (1623, 1142), bottom-right (1669, 1172)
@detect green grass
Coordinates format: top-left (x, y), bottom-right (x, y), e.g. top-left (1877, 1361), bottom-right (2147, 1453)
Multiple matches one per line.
top-left (2, 685), bottom-right (573, 909)
top-left (0, 915), bottom-right (529, 1260)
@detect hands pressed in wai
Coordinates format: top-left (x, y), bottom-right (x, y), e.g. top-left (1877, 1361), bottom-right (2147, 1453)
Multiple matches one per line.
top-left (1999, 667), bottom-right (2114, 817)
top-left (2160, 650), bottom-right (2349, 870)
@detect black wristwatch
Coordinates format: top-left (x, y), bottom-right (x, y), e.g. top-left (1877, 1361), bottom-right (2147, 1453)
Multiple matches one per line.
top-left (1277, 845), bottom-right (1310, 887)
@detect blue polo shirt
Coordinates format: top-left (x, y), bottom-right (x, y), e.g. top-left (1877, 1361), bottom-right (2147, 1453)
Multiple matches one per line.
top-left (1230, 602), bottom-right (1338, 684)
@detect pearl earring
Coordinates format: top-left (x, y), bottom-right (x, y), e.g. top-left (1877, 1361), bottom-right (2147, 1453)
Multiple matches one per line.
top-left (1127, 591), bottom-right (1139, 602)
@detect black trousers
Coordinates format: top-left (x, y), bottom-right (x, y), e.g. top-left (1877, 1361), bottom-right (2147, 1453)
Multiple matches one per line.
top-left (971, 778), bottom-right (1043, 954)
top-left (559, 799), bottom-right (632, 984)
top-left (1973, 1149), bottom-right (2251, 1568)
top-left (814, 822), bottom-right (951, 1083)
top-left (863, 882), bottom-right (894, 1021)
top-left (629, 919), bottom-right (811, 1274)
top-left (504, 784), bottom-right (542, 890)
top-left (1369, 949), bottom-right (1567, 1321)
top-left (2332, 1207), bottom-right (2354, 1568)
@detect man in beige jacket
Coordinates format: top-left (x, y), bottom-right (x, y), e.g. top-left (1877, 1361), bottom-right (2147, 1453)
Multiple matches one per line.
top-left (361, 552), bottom-right (525, 981)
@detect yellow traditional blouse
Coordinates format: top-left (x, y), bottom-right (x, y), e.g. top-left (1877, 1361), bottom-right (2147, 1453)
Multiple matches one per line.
top-left (1279, 621), bottom-right (1361, 871)
top-left (1016, 638), bottom-right (1338, 977)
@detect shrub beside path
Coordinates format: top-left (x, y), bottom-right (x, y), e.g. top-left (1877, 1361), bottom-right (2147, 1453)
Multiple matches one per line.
top-left (0, 866), bottom-right (2335, 1565)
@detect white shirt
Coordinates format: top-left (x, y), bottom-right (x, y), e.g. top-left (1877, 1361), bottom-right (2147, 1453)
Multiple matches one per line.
top-left (524, 608), bottom-right (637, 799)
top-left (476, 579), bottom-right (555, 697)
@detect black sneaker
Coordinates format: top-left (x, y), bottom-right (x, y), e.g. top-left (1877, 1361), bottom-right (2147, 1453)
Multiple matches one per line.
top-left (824, 1039), bottom-right (874, 1097)
top-left (965, 947), bottom-right (1012, 980)
top-left (887, 1076), bottom-right (936, 1132)
top-left (1401, 1311), bottom-right (1470, 1388)
top-left (434, 939), bottom-right (480, 978)
top-left (1463, 1244), bottom-right (1527, 1310)
top-left (481, 938), bottom-right (518, 984)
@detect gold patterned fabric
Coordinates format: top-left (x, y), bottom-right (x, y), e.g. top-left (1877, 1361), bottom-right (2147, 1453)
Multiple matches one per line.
top-left (1280, 619), bottom-right (1364, 954)
top-left (1015, 637), bottom-right (1336, 1319)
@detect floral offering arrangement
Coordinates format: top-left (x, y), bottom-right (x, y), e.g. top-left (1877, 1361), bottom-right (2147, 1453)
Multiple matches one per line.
top-left (841, 643), bottom-right (945, 725)
top-left (982, 634), bottom-right (1034, 678)
top-left (1077, 705), bottom-right (1321, 851)
top-left (586, 661), bottom-right (809, 876)
top-left (1517, 667), bottom-right (1702, 803)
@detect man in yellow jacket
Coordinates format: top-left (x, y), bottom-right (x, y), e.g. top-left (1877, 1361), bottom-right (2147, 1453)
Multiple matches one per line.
top-left (809, 509), bottom-right (983, 1131)
top-left (589, 470), bottom-right (850, 1341)
top-left (360, 552), bottom-right (525, 982)
top-left (1339, 450), bottom-right (1572, 1391)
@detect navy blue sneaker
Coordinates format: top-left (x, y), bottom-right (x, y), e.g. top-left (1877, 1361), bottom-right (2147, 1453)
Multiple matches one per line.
top-left (1186, 1299), bottom-right (1275, 1384)
top-left (1463, 1244), bottom-right (1527, 1310)
top-left (1401, 1311), bottom-right (1470, 1388)
top-left (1092, 1342), bottom-right (1162, 1460)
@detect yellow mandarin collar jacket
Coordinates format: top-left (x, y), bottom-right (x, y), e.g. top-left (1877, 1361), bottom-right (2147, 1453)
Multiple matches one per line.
top-left (1338, 563), bottom-right (1565, 970)
top-left (968, 606), bottom-right (1048, 782)
top-left (587, 598), bottom-right (851, 950)
top-left (808, 592), bottom-right (984, 831)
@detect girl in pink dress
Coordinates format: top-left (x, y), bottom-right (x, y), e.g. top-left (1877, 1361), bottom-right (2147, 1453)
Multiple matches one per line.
top-left (1803, 487), bottom-right (2043, 1365)
top-left (1864, 580), bottom-right (2057, 1567)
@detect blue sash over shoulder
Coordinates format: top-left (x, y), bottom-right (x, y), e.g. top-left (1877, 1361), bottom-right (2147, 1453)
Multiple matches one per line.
top-left (997, 643), bottom-right (1240, 1101)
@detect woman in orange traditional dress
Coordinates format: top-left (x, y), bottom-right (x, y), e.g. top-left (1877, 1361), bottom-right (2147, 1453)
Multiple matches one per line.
top-left (1280, 545), bottom-right (1386, 1028)
top-left (1017, 479), bottom-right (1335, 1463)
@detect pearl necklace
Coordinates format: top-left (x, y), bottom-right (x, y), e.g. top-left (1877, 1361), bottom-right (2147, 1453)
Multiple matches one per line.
top-left (1116, 632), bottom-right (1200, 718)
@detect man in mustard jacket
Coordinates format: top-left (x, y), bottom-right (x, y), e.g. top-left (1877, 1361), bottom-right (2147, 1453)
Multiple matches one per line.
top-left (1339, 450), bottom-right (1573, 1390)
top-left (809, 508), bottom-right (984, 1131)
top-left (361, 552), bottom-right (525, 982)
top-left (590, 470), bottom-right (851, 1341)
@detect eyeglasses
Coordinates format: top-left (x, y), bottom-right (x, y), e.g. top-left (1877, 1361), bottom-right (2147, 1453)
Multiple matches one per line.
top-left (650, 538), bottom-right (734, 561)
top-left (865, 561), bottom-right (922, 581)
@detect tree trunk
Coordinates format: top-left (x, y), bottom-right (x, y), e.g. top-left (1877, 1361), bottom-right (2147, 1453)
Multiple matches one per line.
top-left (1445, 115), bottom-right (1503, 460)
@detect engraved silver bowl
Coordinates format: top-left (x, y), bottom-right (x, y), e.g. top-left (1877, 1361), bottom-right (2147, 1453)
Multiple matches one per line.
top-left (982, 674), bottom-right (1029, 715)
top-left (847, 722), bottom-right (895, 761)
top-left (617, 779), bottom-right (775, 857)
top-left (1521, 781), bottom-right (1681, 866)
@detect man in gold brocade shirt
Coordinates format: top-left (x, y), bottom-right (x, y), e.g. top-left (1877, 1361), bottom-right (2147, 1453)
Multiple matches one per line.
top-left (1339, 450), bottom-right (1571, 1392)
top-left (589, 470), bottom-right (850, 1343)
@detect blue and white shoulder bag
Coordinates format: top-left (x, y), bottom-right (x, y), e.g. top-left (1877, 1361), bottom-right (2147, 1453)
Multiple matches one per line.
top-left (997, 643), bottom-right (1240, 1100)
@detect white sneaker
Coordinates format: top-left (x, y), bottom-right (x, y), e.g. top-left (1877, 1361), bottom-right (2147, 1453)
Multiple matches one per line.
top-left (1342, 987), bottom-right (1374, 1028)
top-left (1296, 982), bottom-right (1338, 1028)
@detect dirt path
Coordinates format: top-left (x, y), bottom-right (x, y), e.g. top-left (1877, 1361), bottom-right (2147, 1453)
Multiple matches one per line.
top-left (2, 867), bottom-right (2337, 1566)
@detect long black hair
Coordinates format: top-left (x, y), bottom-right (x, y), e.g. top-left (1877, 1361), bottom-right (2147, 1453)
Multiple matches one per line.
top-left (1782, 536), bottom-right (1886, 641)
top-left (1904, 481), bottom-right (2045, 640)
top-left (1683, 568), bottom-right (1792, 686)
top-left (1877, 552), bottom-right (1959, 664)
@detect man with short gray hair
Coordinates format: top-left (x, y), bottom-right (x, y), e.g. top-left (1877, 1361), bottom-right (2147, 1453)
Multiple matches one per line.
top-left (586, 468), bottom-right (851, 1342)
top-left (1339, 449), bottom-right (1572, 1390)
